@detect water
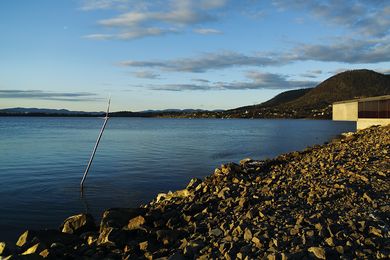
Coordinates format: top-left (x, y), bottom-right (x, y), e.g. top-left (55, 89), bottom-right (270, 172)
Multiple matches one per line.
top-left (0, 117), bottom-right (355, 243)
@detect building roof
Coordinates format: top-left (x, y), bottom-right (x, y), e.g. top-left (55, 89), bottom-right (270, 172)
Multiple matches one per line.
top-left (333, 95), bottom-right (390, 105)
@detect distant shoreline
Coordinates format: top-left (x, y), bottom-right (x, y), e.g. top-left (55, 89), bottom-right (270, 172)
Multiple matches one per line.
top-left (0, 112), bottom-right (331, 120)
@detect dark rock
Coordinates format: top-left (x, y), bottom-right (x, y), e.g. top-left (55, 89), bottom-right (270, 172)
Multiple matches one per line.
top-left (100, 208), bottom-right (146, 232)
top-left (60, 213), bottom-right (96, 235)
top-left (0, 242), bottom-right (10, 256)
top-left (21, 243), bottom-right (46, 256)
top-left (16, 230), bottom-right (79, 249)
top-left (186, 178), bottom-right (202, 191)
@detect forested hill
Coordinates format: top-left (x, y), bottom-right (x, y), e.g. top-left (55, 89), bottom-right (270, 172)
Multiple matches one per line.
top-left (224, 69), bottom-right (390, 119)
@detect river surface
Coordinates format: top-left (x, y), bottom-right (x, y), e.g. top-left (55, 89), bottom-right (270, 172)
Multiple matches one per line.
top-left (0, 117), bottom-right (355, 242)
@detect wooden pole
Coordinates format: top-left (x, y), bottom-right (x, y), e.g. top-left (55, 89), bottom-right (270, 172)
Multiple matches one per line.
top-left (80, 97), bottom-right (111, 190)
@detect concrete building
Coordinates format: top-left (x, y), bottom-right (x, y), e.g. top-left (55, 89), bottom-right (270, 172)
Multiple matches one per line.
top-left (333, 95), bottom-right (390, 130)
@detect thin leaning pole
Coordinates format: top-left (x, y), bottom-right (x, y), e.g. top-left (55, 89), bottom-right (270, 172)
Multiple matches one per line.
top-left (80, 97), bottom-right (111, 190)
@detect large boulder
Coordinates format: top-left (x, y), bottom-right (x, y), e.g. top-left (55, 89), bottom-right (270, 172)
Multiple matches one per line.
top-left (60, 213), bottom-right (96, 235)
top-left (100, 208), bottom-right (146, 232)
top-left (97, 227), bottom-right (135, 247)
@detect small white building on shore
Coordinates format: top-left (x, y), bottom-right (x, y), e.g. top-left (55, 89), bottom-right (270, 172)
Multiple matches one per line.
top-left (333, 95), bottom-right (390, 130)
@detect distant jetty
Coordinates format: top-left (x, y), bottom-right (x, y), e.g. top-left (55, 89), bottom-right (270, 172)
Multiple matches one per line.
top-left (1, 125), bottom-right (389, 259)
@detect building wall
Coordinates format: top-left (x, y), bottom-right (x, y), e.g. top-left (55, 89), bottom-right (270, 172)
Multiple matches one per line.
top-left (357, 119), bottom-right (390, 130)
top-left (332, 102), bottom-right (358, 121)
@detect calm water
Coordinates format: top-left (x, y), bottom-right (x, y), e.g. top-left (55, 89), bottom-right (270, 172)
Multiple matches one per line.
top-left (0, 117), bottom-right (355, 242)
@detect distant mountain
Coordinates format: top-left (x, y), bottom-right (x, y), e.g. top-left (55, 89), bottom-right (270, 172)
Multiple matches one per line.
top-left (224, 69), bottom-right (390, 119)
top-left (140, 109), bottom-right (207, 113)
top-left (0, 107), bottom-right (103, 116)
top-left (230, 88), bottom-right (312, 112)
top-left (260, 88), bottom-right (313, 108)
top-left (286, 69), bottom-right (390, 108)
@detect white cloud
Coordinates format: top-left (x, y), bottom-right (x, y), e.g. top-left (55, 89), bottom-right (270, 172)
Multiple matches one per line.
top-left (0, 90), bottom-right (100, 101)
top-left (82, 0), bottom-right (227, 40)
top-left (120, 51), bottom-right (287, 72)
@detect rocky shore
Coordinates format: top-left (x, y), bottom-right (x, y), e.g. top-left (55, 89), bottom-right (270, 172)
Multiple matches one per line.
top-left (1, 125), bottom-right (389, 259)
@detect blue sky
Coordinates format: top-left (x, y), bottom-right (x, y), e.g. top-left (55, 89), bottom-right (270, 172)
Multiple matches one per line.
top-left (0, 0), bottom-right (389, 111)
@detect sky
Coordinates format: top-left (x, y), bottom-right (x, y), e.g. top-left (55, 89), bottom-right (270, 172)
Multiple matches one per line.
top-left (0, 0), bottom-right (389, 112)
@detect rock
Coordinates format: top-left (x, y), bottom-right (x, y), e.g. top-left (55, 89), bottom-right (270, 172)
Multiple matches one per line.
top-left (210, 228), bottom-right (223, 237)
top-left (139, 241), bottom-right (148, 251)
top-left (243, 228), bottom-right (252, 241)
top-left (39, 249), bottom-right (51, 258)
top-left (0, 242), bottom-right (9, 256)
top-left (16, 230), bottom-right (79, 248)
top-left (369, 226), bottom-right (383, 237)
top-left (127, 215), bottom-right (146, 230)
top-left (156, 189), bottom-right (192, 202)
top-left (239, 158), bottom-right (252, 166)
top-left (156, 230), bottom-right (180, 245)
top-left (168, 252), bottom-right (186, 260)
top-left (325, 237), bottom-right (334, 247)
top-left (97, 227), bottom-right (128, 246)
top-left (251, 237), bottom-right (262, 249)
top-left (16, 230), bottom-right (33, 247)
top-left (221, 163), bottom-right (240, 175)
top-left (308, 247), bottom-right (326, 259)
top-left (60, 213), bottom-right (96, 235)
top-left (21, 243), bottom-right (46, 255)
top-left (363, 192), bottom-right (373, 203)
top-left (238, 198), bottom-right (248, 208)
top-left (186, 178), bottom-right (202, 190)
top-left (100, 208), bottom-right (146, 232)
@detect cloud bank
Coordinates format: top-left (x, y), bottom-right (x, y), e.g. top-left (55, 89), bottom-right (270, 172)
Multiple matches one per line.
top-left (141, 72), bottom-right (317, 91)
top-left (0, 90), bottom-right (100, 102)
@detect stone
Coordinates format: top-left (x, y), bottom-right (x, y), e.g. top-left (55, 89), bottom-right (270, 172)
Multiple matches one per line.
top-left (156, 230), bottom-right (180, 245)
top-left (139, 241), bottom-right (148, 251)
top-left (308, 247), bottom-right (326, 259)
top-left (100, 208), bottom-right (146, 232)
top-left (186, 178), bottom-right (202, 190)
top-left (251, 237), bottom-right (262, 248)
top-left (60, 213), bottom-right (96, 235)
top-left (127, 215), bottom-right (146, 230)
top-left (369, 226), bottom-right (382, 237)
top-left (39, 249), bottom-right (50, 258)
top-left (22, 243), bottom-right (45, 255)
top-left (335, 246), bottom-right (344, 254)
top-left (325, 237), bottom-right (334, 247)
top-left (238, 198), bottom-right (248, 208)
top-left (16, 230), bottom-right (79, 248)
top-left (168, 252), bottom-right (186, 260)
top-left (243, 228), bottom-right (252, 241)
top-left (97, 227), bottom-right (128, 246)
top-left (210, 228), bottom-right (223, 237)
top-left (0, 242), bottom-right (10, 256)
top-left (239, 158), bottom-right (252, 166)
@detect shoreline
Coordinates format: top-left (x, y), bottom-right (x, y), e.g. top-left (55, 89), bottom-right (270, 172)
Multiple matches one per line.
top-left (1, 125), bottom-right (388, 259)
